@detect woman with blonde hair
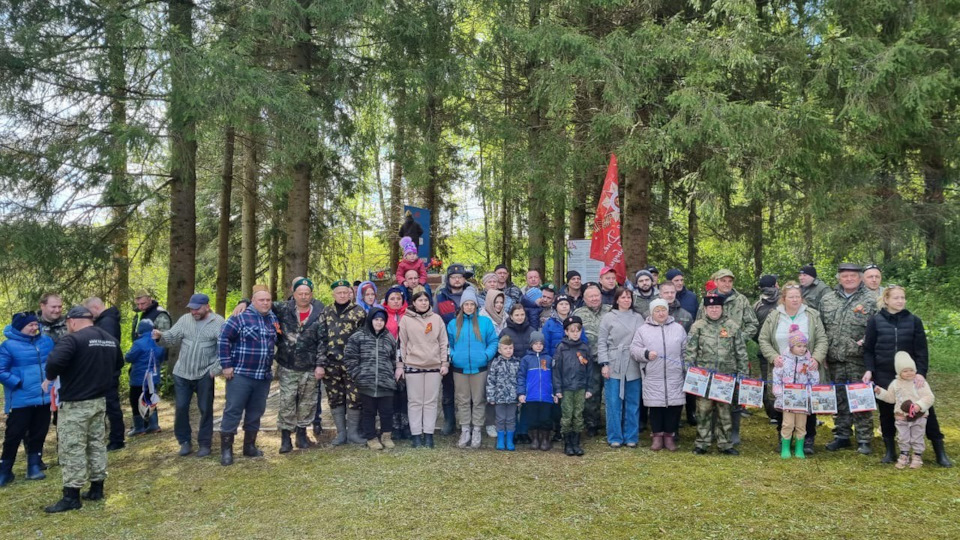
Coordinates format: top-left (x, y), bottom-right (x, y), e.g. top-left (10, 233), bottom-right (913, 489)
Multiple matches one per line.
top-left (446, 289), bottom-right (499, 449)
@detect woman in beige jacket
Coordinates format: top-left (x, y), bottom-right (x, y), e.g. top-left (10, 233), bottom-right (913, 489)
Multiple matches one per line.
top-left (397, 291), bottom-right (450, 448)
top-left (758, 282), bottom-right (828, 455)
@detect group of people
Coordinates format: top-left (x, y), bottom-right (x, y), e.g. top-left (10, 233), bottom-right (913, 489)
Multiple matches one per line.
top-left (0, 246), bottom-right (954, 513)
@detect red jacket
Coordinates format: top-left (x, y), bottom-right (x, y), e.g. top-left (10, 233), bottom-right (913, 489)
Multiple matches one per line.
top-left (395, 258), bottom-right (428, 285)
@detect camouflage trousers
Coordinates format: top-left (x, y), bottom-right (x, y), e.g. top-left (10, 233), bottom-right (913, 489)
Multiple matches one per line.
top-left (276, 366), bottom-right (319, 431)
top-left (560, 389), bottom-right (586, 434)
top-left (324, 363), bottom-right (360, 410)
top-left (695, 397), bottom-right (733, 451)
top-left (583, 364), bottom-right (605, 430)
top-left (58, 398), bottom-right (107, 488)
top-left (830, 358), bottom-right (874, 443)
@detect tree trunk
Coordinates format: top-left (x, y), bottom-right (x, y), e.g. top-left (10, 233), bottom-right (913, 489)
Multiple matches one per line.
top-left (283, 0), bottom-right (313, 283)
top-left (424, 90), bottom-right (441, 259)
top-left (551, 194), bottom-right (566, 285)
top-left (687, 195), bottom-right (698, 271)
top-left (750, 199), bottom-right (763, 279)
top-left (500, 183), bottom-right (512, 268)
top-left (525, 0), bottom-right (546, 277)
top-left (241, 128), bottom-right (259, 299)
top-left (921, 147), bottom-right (948, 267)
top-left (389, 91), bottom-right (405, 265)
top-left (802, 181), bottom-right (813, 264)
top-left (216, 125), bottom-right (235, 315)
top-left (105, 2), bottom-right (129, 308)
top-left (269, 221), bottom-right (280, 299)
top-left (623, 165), bottom-right (652, 277)
top-left (166, 0), bottom-right (197, 320)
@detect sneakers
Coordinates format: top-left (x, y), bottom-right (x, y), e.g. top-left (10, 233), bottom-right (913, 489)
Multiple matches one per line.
top-left (486, 425), bottom-right (498, 438)
top-left (381, 432), bottom-right (395, 449)
top-left (367, 437), bottom-right (384, 450)
top-left (909, 454), bottom-right (923, 469)
top-left (457, 427), bottom-right (471, 449)
top-left (895, 453), bottom-right (910, 469)
top-left (470, 427), bottom-right (483, 449)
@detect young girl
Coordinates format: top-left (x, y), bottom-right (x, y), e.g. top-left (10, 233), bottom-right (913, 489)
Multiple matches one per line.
top-left (875, 352), bottom-right (935, 469)
top-left (395, 237), bottom-right (427, 286)
top-left (125, 319), bottom-right (167, 436)
top-left (772, 325), bottom-right (819, 459)
top-left (517, 331), bottom-right (554, 451)
top-left (356, 281), bottom-right (382, 313)
top-left (486, 336), bottom-right (521, 451)
top-left (397, 290), bottom-right (449, 449)
top-left (344, 308), bottom-right (399, 450)
top-left (447, 289), bottom-right (499, 449)
top-left (553, 316), bottom-right (593, 457)
top-left (479, 289), bottom-right (507, 334)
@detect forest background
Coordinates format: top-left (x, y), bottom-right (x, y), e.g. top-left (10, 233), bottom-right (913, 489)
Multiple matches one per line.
top-left (1, 0), bottom-right (959, 353)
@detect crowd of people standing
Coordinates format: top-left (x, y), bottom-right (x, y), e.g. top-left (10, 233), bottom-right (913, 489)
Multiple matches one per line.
top-left (0, 245), bottom-right (955, 513)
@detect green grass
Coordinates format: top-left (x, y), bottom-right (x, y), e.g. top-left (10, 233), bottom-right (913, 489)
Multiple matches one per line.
top-left (2, 373), bottom-right (959, 539)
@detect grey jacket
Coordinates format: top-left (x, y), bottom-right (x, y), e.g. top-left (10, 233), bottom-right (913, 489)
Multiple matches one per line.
top-left (597, 309), bottom-right (643, 399)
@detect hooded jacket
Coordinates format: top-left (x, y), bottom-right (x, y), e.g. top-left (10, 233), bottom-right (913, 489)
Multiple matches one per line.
top-left (344, 307), bottom-right (398, 398)
top-left (631, 316), bottom-right (688, 407)
top-left (552, 337), bottom-right (593, 393)
top-left (485, 354), bottom-right (521, 404)
top-left (395, 258), bottom-right (428, 285)
top-left (125, 320), bottom-right (167, 388)
top-left (517, 349), bottom-right (553, 403)
top-left (0, 325), bottom-right (55, 413)
top-left (863, 308), bottom-right (929, 387)
top-left (446, 310), bottom-right (498, 374)
top-left (398, 307), bottom-right (448, 371)
top-left (356, 281), bottom-right (383, 313)
top-left (94, 305), bottom-right (123, 343)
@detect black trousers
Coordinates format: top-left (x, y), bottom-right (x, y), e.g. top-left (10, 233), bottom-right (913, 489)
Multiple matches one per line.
top-left (773, 410), bottom-right (818, 441)
top-left (878, 401), bottom-right (944, 442)
top-left (524, 401), bottom-right (554, 430)
top-left (2, 405), bottom-right (51, 460)
top-left (649, 406), bottom-right (683, 434)
top-left (359, 394), bottom-right (394, 440)
top-left (105, 382), bottom-right (125, 444)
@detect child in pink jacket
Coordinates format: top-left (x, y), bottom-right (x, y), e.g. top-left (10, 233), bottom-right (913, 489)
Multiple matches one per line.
top-left (395, 237), bottom-right (427, 285)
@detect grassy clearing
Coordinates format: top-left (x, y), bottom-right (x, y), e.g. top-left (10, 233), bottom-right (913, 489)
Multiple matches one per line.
top-left (2, 372), bottom-right (959, 539)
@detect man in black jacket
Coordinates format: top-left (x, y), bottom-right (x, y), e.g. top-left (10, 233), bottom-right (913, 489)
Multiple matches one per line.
top-left (131, 289), bottom-right (172, 340)
top-left (42, 306), bottom-right (125, 513)
top-left (83, 297), bottom-right (126, 450)
top-left (398, 210), bottom-right (423, 248)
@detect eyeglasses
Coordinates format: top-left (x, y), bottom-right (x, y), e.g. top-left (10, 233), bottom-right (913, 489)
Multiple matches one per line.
top-left (783, 284), bottom-right (801, 290)
top-left (864, 264), bottom-right (880, 271)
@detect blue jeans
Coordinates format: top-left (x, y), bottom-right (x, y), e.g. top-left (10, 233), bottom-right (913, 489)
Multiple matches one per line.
top-left (604, 378), bottom-right (640, 444)
top-left (220, 375), bottom-right (270, 434)
top-left (174, 374), bottom-right (215, 446)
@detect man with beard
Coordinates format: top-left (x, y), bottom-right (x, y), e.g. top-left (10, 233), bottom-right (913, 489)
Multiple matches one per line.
top-left (154, 293), bottom-right (225, 457)
top-left (632, 270), bottom-right (659, 318)
top-left (434, 264), bottom-right (478, 435)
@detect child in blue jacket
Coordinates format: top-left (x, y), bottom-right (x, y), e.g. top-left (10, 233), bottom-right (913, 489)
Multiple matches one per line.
top-left (517, 331), bottom-right (555, 451)
top-left (125, 319), bottom-right (166, 435)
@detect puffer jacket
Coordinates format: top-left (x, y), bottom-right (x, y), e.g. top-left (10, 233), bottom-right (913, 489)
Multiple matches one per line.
top-left (485, 354), bottom-right (520, 404)
top-left (598, 309), bottom-right (643, 382)
top-left (0, 325), bottom-right (54, 413)
top-left (500, 318), bottom-right (534, 357)
top-left (125, 321), bottom-right (167, 388)
top-left (772, 352), bottom-right (820, 410)
top-left (398, 307), bottom-right (449, 371)
top-left (517, 350), bottom-right (553, 403)
top-left (552, 337), bottom-right (593, 393)
top-left (344, 308), bottom-right (398, 398)
top-left (863, 308), bottom-right (929, 388)
top-left (684, 315), bottom-right (749, 375)
top-left (630, 316), bottom-right (688, 407)
top-left (446, 312), bottom-right (499, 374)
top-left (273, 298), bottom-right (325, 372)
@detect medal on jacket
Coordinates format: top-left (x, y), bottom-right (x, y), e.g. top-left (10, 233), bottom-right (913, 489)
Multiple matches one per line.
top-left (577, 352), bottom-right (588, 365)
top-left (425, 322), bottom-right (432, 334)
top-left (719, 328), bottom-right (729, 338)
top-left (853, 304), bottom-right (865, 314)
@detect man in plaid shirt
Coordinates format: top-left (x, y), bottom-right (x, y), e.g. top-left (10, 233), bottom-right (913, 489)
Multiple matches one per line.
top-left (217, 285), bottom-right (279, 465)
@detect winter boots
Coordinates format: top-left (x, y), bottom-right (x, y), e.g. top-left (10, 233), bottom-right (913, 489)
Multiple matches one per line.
top-left (242, 430), bottom-right (263, 457)
top-left (381, 432), bottom-right (395, 449)
top-left (44, 487), bottom-right (82, 513)
top-left (26, 453), bottom-right (46, 480)
top-left (279, 430), bottom-right (294, 454)
top-left (295, 427), bottom-right (313, 449)
top-left (220, 433), bottom-right (234, 466)
top-left (346, 409), bottom-right (367, 445)
top-left (0, 459), bottom-right (14, 487)
top-left (331, 407), bottom-right (348, 446)
top-left (880, 437), bottom-right (897, 464)
top-left (663, 433), bottom-right (678, 452)
top-left (932, 439), bottom-right (954, 467)
top-left (651, 433), bottom-right (665, 451)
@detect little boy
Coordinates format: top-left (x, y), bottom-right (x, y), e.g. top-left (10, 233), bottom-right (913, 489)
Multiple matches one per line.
top-left (486, 336), bottom-right (521, 451)
top-left (552, 316), bottom-right (593, 456)
top-left (875, 352), bottom-right (935, 469)
top-left (518, 331), bottom-right (554, 451)
top-left (395, 237), bottom-right (427, 285)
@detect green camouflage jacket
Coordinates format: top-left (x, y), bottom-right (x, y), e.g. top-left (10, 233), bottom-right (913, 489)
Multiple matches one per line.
top-left (697, 289), bottom-right (759, 340)
top-left (684, 315), bottom-right (749, 375)
top-left (573, 303), bottom-right (612, 360)
top-left (817, 283), bottom-right (878, 362)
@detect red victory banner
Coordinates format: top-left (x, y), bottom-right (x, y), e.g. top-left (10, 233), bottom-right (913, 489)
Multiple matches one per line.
top-left (590, 154), bottom-right (626, 284)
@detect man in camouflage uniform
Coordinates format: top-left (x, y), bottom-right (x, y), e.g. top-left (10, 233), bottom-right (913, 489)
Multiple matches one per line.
top-left (37, 292), bottom-right (68, 343)
top-left (318, 280), bottom-right (367, 445)
top-left (685, 295), bottom-right (749, 455)
top-left (799, 264), bottom-right (829, 309)
top-left (819, 263), bottom-right (878, 454)
top-left (42, 306), bottom-right (124, 513)
top-left (573, 283), bottom-right (611, 437)
top-left (697, 268), bottom-right (759, 444)
top-left (235, 277), bottom-right (325, 453)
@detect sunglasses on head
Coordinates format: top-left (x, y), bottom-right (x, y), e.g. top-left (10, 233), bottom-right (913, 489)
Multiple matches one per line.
top-left (864, 264), bottom-right (880, 271)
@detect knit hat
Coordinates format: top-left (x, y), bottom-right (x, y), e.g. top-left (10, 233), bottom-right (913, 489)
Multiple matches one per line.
top-left (635, 269), bottom-right (654, 281)
top-left (137, 319), bottom-right (155, 337)
top-left (370, 309), bottom-right (388, 322)
top-left (563, 315), bottom-right (583, 330)
top-left (703, 295), bottom-right (725, 307)
top-left (12, 312), bottom-right (38, 332)
top-left (649, 299), bottom-right (669, 313)
top-left (385, 285), bottom-right (408, 304)
top-left (758, 274), bottom-right (778, 289)
top-left (565, 270), bottom-right (581, 281)
top-left (787, 324), bottom-right (808, 348)
top-left (799, 264), bottom-right (817, 279)
top-left (554, 294), bottom-right (572, 308)
top-left (530, 331), bottom-right (545, 344)
top-left (894, 351), bottom-right (917, 376)
top-left (665, 268), bottom-right (683, 281)
top-left (400, 236), bottom-right (417, 255)
top-left (481, 272), bottom-right (498, 286)
top-left (705, 280), bottom-right (717, 292)
top-left (460, 288), bottom-right (479, 307)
